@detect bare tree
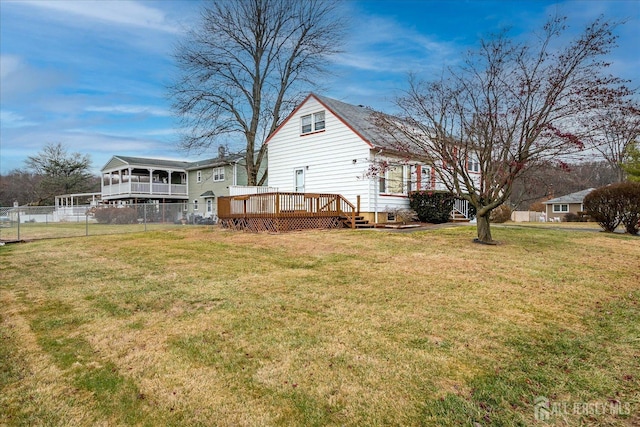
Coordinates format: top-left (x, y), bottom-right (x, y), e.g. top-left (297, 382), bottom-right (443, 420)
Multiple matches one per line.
top-left (0, 170), bottom-right (42, 206)
top-left (375, 17), bottom-right (634, 243)
top-left (582, 100), bottom-right (640, 182)
top-left (170, 0), bottom-right (345, 186)
top-left (25, 143), bottom-right (94, 205)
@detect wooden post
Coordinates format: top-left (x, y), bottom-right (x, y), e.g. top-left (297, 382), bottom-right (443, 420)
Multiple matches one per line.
top-left (275, 193), bottom-right (280, 215)
top-left (351, 200), bottom-right (355, 229)
top-left (356, 195), bottom-right (361, 215)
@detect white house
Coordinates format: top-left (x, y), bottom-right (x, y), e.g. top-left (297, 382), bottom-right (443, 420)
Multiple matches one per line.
top-left (266, 93), bottom-right (478, 223)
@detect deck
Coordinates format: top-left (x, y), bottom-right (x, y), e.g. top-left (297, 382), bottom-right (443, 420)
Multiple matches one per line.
top-left (217, 192), bottom-right (358, 232)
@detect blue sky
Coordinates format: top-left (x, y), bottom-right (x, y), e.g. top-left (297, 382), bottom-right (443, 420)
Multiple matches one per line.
top-left (1, 0), bottom-right (638, 174)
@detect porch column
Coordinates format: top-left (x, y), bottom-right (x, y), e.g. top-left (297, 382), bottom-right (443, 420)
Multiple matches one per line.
top-left (168, 171), bottom-right (172, 195)
top-left (149, 169), bottom-right (154, 195)
top-left (128, 167), bottom-right (132, 193)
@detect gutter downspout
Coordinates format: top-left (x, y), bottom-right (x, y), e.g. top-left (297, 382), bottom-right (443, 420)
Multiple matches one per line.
top-left (373, 150), bottom-right (379, 224)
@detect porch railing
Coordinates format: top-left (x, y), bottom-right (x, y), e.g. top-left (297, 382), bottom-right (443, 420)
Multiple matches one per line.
top-left (453, 198), bottom-right (469, 219)
top-left (102, 182), bottom-right (187, 196)
top-left (218, 192), bottom-right (357, 228)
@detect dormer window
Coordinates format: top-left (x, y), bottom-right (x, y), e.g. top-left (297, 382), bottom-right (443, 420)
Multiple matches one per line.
top-left (301, 111), bottom-right (325, 134)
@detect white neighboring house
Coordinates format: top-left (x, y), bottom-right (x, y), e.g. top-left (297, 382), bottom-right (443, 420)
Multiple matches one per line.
top-left (266, 93), bottom-right (479, 223)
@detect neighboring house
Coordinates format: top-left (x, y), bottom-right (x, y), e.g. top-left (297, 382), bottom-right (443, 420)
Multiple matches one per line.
top-left (266, 93), bottom-right (480, 223)
top-left (100, 151), bottom-right (253, 220)
top-left (185, 150), bottom-right (247, 219)
top-left (101, 156), bottom-right (191, 204)
top-left (543, 188), bottom-right (594, 221)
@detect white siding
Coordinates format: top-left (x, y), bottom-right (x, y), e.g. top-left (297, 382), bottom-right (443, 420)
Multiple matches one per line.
top-left (268, 97), bottom-right (374, 211)
top-left (267, 96), bottom-right (465, 216)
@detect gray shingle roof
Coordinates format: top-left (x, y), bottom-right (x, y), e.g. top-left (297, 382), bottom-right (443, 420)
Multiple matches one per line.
top-left (544, 188), bottom-right (595, 204)
top-left (313, 94), bottom-right (405, 151)
top-left (104, 154), bottom-right (243, 172)
top-left (112, 156), bottom-right (191, 169)
top-left (185, 153), bottom-right (243, 170)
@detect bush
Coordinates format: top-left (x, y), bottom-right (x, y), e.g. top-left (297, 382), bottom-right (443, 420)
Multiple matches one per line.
top-left (584, 182), bottom-right (640, 234)
top-left (94, 207), bottom-right (138, 224)
top-left (409, 191), bottom-right (454, 224)
top-left (563, 212), bottom-right (582, 222)
top-left (489, 204), bottom-right (512, 223)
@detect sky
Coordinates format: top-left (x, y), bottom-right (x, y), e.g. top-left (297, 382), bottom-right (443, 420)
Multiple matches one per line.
top-left (1, 0), bottom-right (638, 175)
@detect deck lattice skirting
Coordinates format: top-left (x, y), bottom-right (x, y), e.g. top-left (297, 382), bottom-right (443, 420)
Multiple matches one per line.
top-left (219, 216), bottom-right (342, 232)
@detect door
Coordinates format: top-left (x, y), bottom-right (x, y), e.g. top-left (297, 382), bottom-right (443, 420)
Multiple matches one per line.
top-left (294, 168), bottom-right (305, 192)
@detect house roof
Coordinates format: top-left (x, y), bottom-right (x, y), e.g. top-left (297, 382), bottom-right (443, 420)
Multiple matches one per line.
top-left (102, 153), bottom-right (244, 172)
top-left (543, 188), bottom-right (595, 204)
top-left (266, 93), bottom-right (409, 151)
top-left (185, 153), bottom-right (243, 170)
top-left (103, 156), bottom-right (191, 171)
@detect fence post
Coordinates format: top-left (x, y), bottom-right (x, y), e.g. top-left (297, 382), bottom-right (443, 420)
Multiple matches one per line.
top-left (144, 204), bottom-right (147, 232)
top-left (17, 211), bottom-right (20, 240)
top-left (86, 210), bottom-right (89, 236)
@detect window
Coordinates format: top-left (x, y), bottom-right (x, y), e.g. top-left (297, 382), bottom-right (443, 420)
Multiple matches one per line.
top-left (467, 158), bottom-right (480, 173)
top-left (193, 200), bottom-right (199, 211)
top-left (196, 170), bottom-right (202, 183)
top-left (386, 166), bottom-right (404, 194)
top-left (207, 199), bottom-right (213, 213)
top-left (183, 201), bottom-right (188, 211)
top-left (314, 111), bottom-right (325, 131)
top-left (387, 212), bottom-right (396, 222)
top-left (380, 165), bottom-right (405, 195)
top-left (213, 167), bottom-right (225, 181)
top-left (301, 111), bottom-right (326, 134)
top-left (553, 204), bottom-right (569, 213)
top-left (419, 165), bottom-right (432, 190)
top-left (301, 115), bottom-right (312, 133)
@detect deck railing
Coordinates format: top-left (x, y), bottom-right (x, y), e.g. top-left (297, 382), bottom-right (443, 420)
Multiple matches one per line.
top-left (218, 192), bottom-right (357, 228)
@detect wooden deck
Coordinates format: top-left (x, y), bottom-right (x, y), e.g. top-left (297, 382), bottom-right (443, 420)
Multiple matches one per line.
top-left (217, 192), bottom-right (358, 232)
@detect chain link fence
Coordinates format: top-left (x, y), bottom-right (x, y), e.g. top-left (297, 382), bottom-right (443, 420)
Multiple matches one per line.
top-left (0, 203), bottom-right (217, 242)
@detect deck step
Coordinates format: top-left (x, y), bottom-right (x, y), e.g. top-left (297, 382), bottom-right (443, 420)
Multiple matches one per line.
top-left (340, 215), bottom-right (374, 229)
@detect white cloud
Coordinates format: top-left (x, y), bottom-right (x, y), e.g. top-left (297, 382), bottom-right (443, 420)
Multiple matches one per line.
top-left (0, 110), bottom-right (38, 128)
top-left (0, 55), bottom-right (22, 80)
top-left (86, 105), bottom-right (172, 117)
top-left (17, 0), bottom-right (180, 33)
top-left (334, 14), bottom-right (457, 74)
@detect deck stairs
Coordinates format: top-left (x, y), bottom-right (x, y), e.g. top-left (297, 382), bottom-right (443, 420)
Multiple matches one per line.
top-left (340, 215), bottom-right (375, 229)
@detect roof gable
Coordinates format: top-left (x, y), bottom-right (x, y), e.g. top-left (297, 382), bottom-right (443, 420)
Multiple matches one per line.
top-left (265, 93), bottom-right (407, 151)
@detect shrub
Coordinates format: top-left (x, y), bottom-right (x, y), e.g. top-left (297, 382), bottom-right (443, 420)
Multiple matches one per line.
top-left (563, 212), bottom-right (581, 222)
top-left (584, 182), bottom-right (640, 234)
top-left (489, 204), bottom-right (512, 223)
top-left (94, 207), bottom-right (138, 224)
top-left (409, 191), bottom-right (454, 224)
top-left (618, 182), bottom-right (640, 235)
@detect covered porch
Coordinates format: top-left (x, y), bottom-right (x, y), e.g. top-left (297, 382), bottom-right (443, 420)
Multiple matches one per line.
top-left (101, 157), bottom-right (189, 202)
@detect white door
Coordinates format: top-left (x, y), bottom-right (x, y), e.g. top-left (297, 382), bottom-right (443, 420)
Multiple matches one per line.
top-left (294, 168), bottom-right (305, 192)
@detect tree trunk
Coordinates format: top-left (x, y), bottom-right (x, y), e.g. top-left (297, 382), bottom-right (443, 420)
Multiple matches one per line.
top-left (475, 214), bottom-right (494, 244)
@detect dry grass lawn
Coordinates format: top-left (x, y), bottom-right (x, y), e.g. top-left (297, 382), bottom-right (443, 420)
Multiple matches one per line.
top-left (1, 225), bottom-right (639, 426)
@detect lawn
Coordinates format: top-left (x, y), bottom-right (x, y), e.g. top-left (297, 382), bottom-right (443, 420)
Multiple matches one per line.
top-left (1, 226), bottom-right (638, 426)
